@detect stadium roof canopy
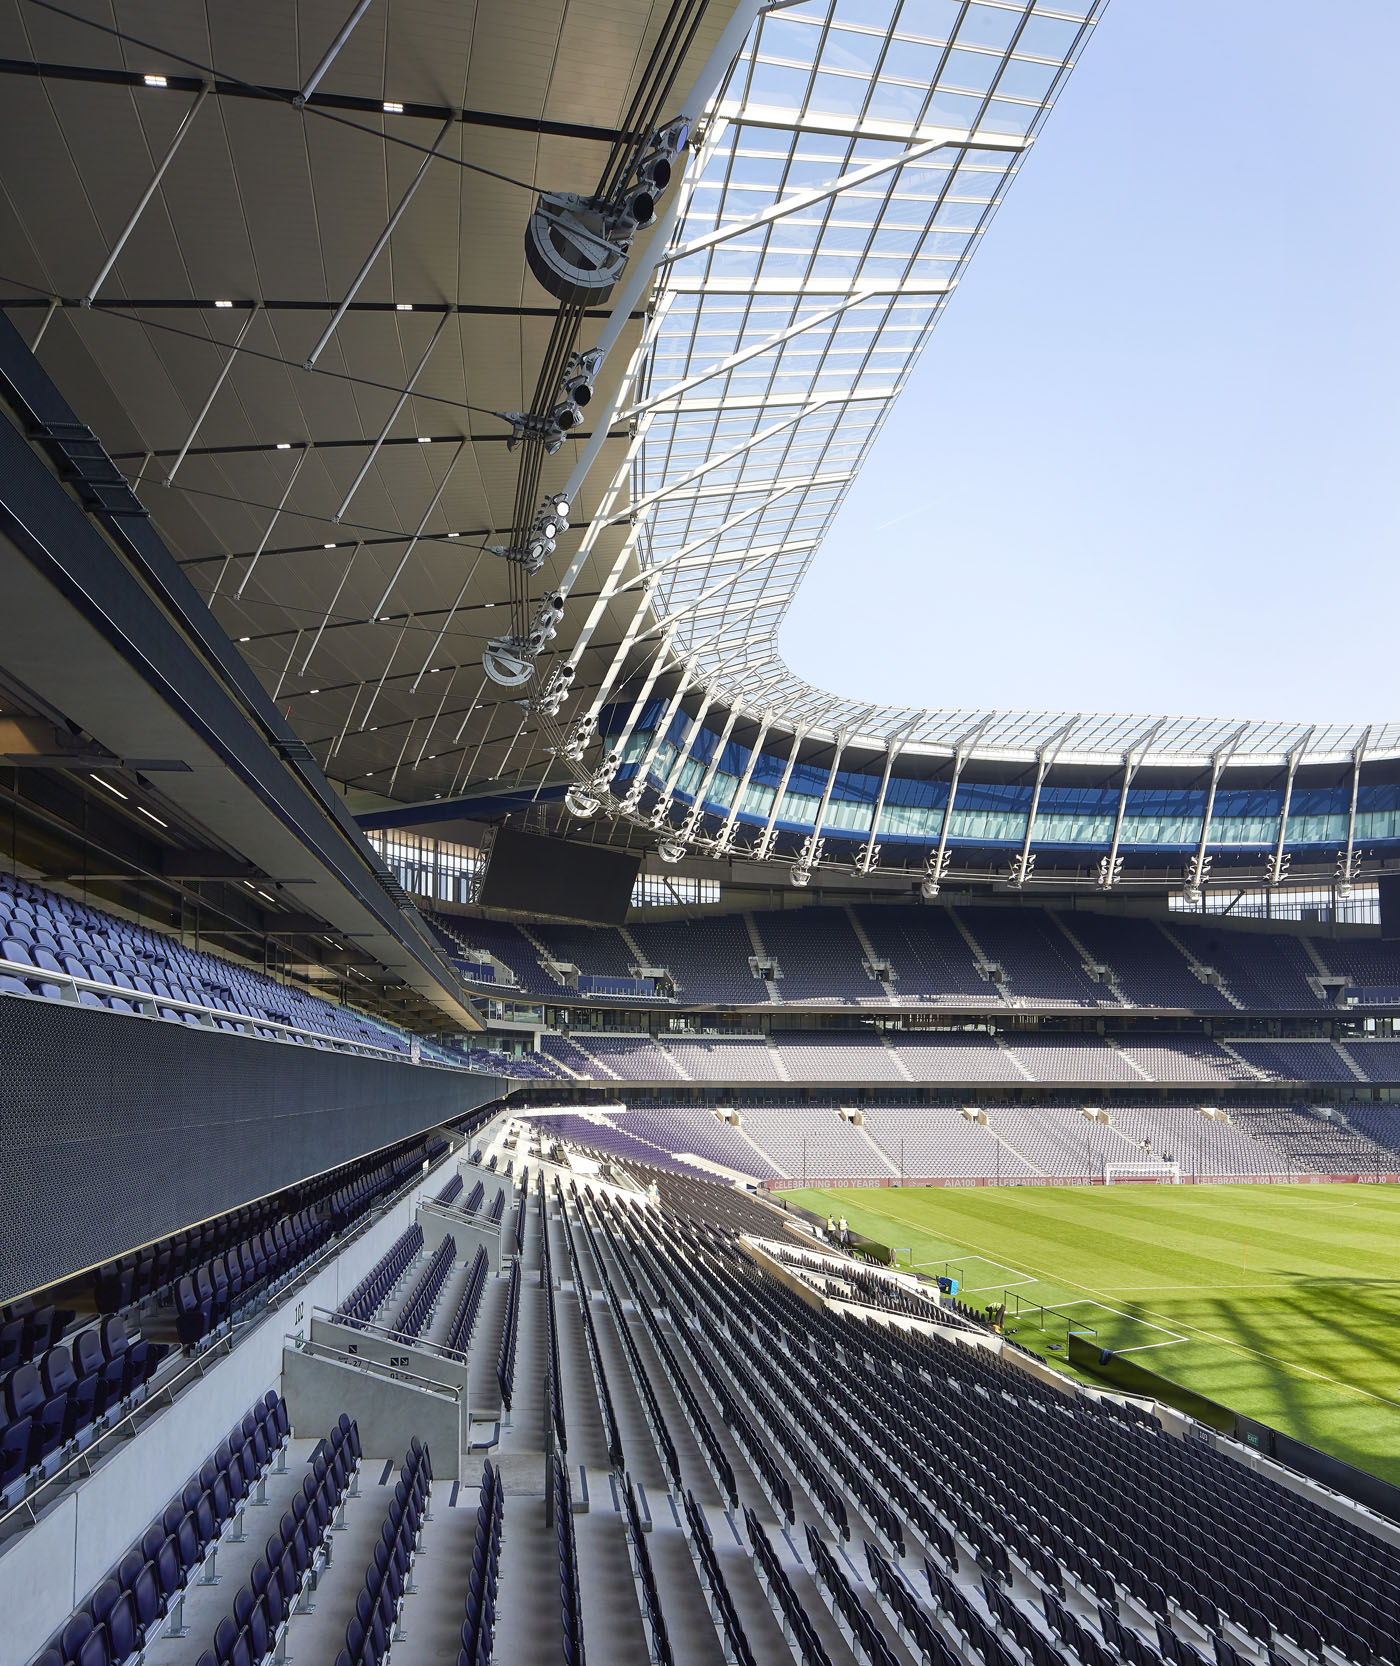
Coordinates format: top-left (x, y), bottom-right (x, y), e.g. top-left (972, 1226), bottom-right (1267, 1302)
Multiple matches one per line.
top-left (1, 0), bottom-right (1396, 902)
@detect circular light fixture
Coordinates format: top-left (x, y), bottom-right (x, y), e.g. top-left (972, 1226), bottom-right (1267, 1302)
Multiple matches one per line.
top-left (657, 839), bottom-right (686, 864)
top-left (565, 786), bottom-right (601, 819)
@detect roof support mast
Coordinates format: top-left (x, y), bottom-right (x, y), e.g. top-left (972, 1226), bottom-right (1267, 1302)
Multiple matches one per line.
top-left (1338, 726), bottom-right (1372, 898)
top-left (1010, 717), bottom-right (1078, 888)
top-left (1183, 724), bottom-right (1249, 905)
top-left (1098, 718), bottom-right (1166, 890)
top-left (1268, 727), bottom-right (1314, 888)
top-left (755, 727), bottom-right (807, 861)
top-left (713, 712), bottom-right (774, 857)
top-left (859, 722), bottom-right (918, 874)
top-left (922, 715), bottom-right (994, 897)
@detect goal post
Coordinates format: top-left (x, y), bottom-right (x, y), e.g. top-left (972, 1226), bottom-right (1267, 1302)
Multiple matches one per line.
top-left (1103, 1162), bottom-right (1182, 1184)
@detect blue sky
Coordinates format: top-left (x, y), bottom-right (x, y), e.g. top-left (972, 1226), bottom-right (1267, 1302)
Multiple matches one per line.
top-left (780, 0), bottom-right (1399, 723)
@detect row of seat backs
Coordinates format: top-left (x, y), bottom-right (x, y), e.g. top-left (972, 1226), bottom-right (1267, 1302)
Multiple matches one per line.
top-left (1, 1315), bottom-right (163, 1485)
top-left (0, 1295), bottom-right (77, 1371)
top-left (332, 1441), bottom-right (432, 1666)
top-left (34, 1393), bottom-right (291, 1666)
top-left (333, 1225), bottom-right (425, 1327)
top-left (173, 1212), bottom-right (328, 1346)
top-left (190, 1413), bottom-right (362, 1666)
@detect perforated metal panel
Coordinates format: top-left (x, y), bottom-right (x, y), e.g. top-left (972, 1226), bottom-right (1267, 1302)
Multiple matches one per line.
top-left (0, 998), bottom-right (500, 1300)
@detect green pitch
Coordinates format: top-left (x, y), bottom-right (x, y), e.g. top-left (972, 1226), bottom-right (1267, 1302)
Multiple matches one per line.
top-left (781, 1183), bottom-right (1400, 1485)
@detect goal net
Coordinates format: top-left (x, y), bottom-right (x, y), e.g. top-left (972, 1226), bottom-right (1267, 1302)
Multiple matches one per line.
top-left (1103, 1162), bottom-right (1182, 1184)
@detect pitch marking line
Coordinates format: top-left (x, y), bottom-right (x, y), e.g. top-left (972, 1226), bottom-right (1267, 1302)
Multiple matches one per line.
top-left (910, 1252), bottom-right (1034, 1294)
top-left (837, 1196), bottom-right (1400, 1413)
top-left (1031, 1298), bottom-right (1188, 1351)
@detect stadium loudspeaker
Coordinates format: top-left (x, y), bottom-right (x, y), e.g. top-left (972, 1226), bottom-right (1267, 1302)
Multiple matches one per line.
top-left (1380, 875), bottom-right (1400, 939)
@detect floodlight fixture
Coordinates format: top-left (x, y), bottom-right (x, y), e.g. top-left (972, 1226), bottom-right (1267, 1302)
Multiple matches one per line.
top-left (565, 786), bottom-right (601, 819)
top-left (658, 839), bottom-right (686, 864)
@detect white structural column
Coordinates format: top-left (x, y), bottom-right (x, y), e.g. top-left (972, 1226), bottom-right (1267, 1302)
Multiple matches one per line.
top-left (680, 707), bottom-right (740, 838)
top-left (164, 306), bottom-right (260, 485)
top-left (795, 727), bottom-right (853, 876)
top-left (620, 654), bottom-right (699, 811)
top-left (594, 625), bottom-right (677, 787)
top-left (234, 445), bottom-right (311, 599)
top-left (1184, 723), bottom-right (1248, 901)
top-left (335, 311), bottom-right (452, 521)
top-left (655, 130), bottom-right (1029, 272)
top-left (754, 726), bottom-right (806, 859)
top-left (860, 723), bottom-right (918, 873)
top-left (652, 689), bottom-right (716, 820)
top-left (556, 0), bottom-right (776, 507)
top-left (85, 83), bottom-right (212, 305)
top-left (713, 712), bottom-right (773, 855)
top-left (924, 715), bottom-right (994, 894)
top-left (1269, 727), bottom-right (1314, 886)
top-left (1339, 726), bottom-right (1372, 893)
top-left (579, 587), bottom-right (662, 736)
top-left (304, 113), bottom-right (456, 369)
top-left (1099, 719), bottom-right (1166, 890)
top-left (1012, 717), bottom-right (1078, 887)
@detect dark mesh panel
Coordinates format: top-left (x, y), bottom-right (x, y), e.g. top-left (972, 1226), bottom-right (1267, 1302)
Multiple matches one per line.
top-left (0, 998), bottom-right (498, 1299)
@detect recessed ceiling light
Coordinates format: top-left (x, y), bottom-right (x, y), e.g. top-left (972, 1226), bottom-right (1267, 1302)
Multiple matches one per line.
top-left (90, 774), bottom-right (128, 801)
top-left (276, 442), bottom-right (291, 450)
top-left (214, 299), bottom-right (233, 308)
top-left (239, 635), bottom-right (251, 642)
top-left (396, 302), bottom-right (412, 311)
top-left (309, 689), bottom-right (320, 695)
top-left (383, 101), bottom-right (403, 113)
top-left (144, 74), bottom-right (168, 87)
top-left (137, 805), bottom-right (168, 828)
top-left (446, 531), bottom-right (459, 539)
top-left (323, 542), bottom-right (336, 549)
top-left (483, 602), bottom-right (495, 609)
top-left (417, 436), bottom-right (431, 443)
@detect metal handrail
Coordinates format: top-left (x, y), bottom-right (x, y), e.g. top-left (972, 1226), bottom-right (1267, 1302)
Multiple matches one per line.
top-left (0, 1331), bottom-right (236, 1540)
top-left (286, 1332), bottom-right (462, 1401)
top-left (311, 1306), bottom-right (468, 1366)
top-left (0, 956), bottom-right (470, 1066)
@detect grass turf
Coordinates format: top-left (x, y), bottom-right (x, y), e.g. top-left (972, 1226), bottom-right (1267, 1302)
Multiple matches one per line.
top-left (781, 1182), bottom-right (1400, 1484)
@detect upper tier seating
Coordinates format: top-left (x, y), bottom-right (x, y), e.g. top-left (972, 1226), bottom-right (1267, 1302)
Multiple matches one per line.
top-left (852, 906), bottom-right (996, 1004)
top-left (625, 915), bottom-right (765, 1005)
top-left (750, 909), bottom-right (876, 1004)
top-left (1169, 923), bottom-right (1326, 1008)
top-left (0, 873), bottom-right (417, 1052)
top-left (1062, 913), bottom-right (1232, 1009)
top-left (962, 909), bottom-right (1116, 1008)
top-left (1, 1313), bottom-right (167, 1503)
top-left (1314, 937), bottom-right (1400, 995)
